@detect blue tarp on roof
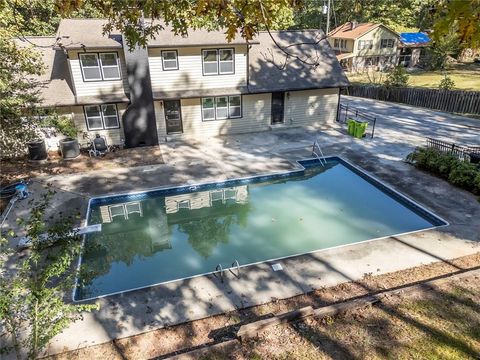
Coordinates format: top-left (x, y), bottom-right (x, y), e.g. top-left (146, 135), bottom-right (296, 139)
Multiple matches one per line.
top-left (400, 32), bottom-right (430, 45)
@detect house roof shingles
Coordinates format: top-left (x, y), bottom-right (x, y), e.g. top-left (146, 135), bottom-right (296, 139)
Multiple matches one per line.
top-left (329, 22), bottom-right (399, 40)
top-left (248, 30), bottom-right (349, 92)
top-left (19, 19), bottom-right (348, 107)
top-left (15, 36), bottom-right (76, 107)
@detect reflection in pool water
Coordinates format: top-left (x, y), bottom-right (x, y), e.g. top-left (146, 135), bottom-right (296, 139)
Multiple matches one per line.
top-left (75, 160), bottom-right (442, 300)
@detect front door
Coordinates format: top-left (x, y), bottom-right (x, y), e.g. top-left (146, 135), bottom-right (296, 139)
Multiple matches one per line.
top-left (164, 100), bottom-right (183, 134)
top-left (271, 92), bottom-right (285, 124)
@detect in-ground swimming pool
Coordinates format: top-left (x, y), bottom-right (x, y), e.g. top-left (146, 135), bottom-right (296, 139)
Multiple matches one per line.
top-left (74, 157), bottom-right (447, 301)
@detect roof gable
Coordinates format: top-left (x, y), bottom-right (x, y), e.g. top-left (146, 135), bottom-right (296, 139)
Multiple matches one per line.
top-left (329, 22), bottom-right (399, 40)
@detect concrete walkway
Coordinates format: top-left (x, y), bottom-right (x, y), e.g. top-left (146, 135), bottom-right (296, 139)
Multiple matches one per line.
top-left (1, 96), bottom-right (479, 357)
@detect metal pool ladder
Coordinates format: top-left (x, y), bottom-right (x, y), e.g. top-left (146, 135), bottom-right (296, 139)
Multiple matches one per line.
top-left (312, 140), bottom-right (326, 167)
top-left (214, 260), bottom-right (241, 283)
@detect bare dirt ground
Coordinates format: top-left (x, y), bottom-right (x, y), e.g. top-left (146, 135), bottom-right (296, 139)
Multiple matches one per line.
top-left (0, 146), bottom-right (164, 185)
top-left (47, 252), bottom-right (480, 360)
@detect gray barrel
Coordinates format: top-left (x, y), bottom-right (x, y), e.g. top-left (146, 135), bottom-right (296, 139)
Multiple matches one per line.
top-left (27, 139), bottom-right (48, 161)
top-left (59, 138), bottom-right (80, 159)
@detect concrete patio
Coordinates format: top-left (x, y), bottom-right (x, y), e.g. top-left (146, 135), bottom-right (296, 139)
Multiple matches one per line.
top-left (1, 96), bottom-right (479, 357)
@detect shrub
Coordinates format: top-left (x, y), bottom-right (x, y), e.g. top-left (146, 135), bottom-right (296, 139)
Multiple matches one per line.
top-left (43, 113), bottom-right (78, 138)
top-left (448, 161), bottom-right (478, 191)
top-left (384, 66), bottom-right (409, 88)
top-left (474, 173), bottom-right (480, 195)
top-left (407, 147), bottom-right (480, 195)
top-left (439, 75), bottom-right (455, 90)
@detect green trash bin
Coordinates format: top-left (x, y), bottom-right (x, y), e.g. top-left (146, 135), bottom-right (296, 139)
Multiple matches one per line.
top-left (354, 121), bottom-right (368, 138)
top-left (346, 119), bottom-right (356, 136)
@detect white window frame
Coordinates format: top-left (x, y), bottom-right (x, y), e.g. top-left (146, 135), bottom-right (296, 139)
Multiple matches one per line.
top-left (381, 39), bottom-right (395, 48)
top-left (228, 95), bottom-right (242, 118)
top-left (202, 95), bottom-right (242, 121)
top-left (161, 50), bottom-right (179, 71)
top-left (99, 52), bottom-right (121, 80)
top-left (79, 53), bottom-right (102, 81)
top-left (218, 48), bottom-right (234, 74)
top-left (80, 52), bottom-right (121, 82)
top-left (358, 40), bottom-right (373, 50)
top-left (84, 105), bottom-right (104, 130)
top-left (84, 104), bottom-right (120, 131)
top-left (202, 48), bottom-right (235, 75)
top-left (202, 49), bottom-right (219, 75)
top-left (201, 97), bottom-right (216, 120)
top-left (334, 39), bottom-right (339, 48)
top-left (215, 96), bottom-right (229, 119)
top-left (101, 104), bottom-right (120, 129)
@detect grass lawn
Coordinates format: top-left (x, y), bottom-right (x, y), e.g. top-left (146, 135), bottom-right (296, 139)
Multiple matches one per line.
top-left (48, 253), bottom-right (480, 360)
top-left (205, 270), bottom-right (480, 360)
top-left (348, 63), bottom-right (480, 91)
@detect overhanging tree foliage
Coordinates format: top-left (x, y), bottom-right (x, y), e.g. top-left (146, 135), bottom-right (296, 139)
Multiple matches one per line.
top-left (57, 0), bottom-right (301, 48)
top-left (0, 33), bottom-right (43, 159)
top-left (0, 192), bottom-right (97, 359)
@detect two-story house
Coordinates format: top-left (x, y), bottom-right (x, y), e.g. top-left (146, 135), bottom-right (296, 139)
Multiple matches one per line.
top-left (328, 22), bottom-right (400, 73)
top-left (398, 32), bottom-right (431, 68)
top-left (19, 19), bottom-right (348, 149)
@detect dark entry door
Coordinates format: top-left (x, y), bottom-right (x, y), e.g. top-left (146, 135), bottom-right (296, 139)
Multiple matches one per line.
top-left (271, 92), bottom-right (285, 124)
top-left (164, 100), bottom-right (183, 134)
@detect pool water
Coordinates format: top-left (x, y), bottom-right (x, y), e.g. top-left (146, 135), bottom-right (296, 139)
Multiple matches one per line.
top-left (74, 158), bottom-right (445, 300)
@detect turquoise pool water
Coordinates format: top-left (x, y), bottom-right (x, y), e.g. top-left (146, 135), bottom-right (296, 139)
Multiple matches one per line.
top-left (74, 158), bottom-right (445, 300)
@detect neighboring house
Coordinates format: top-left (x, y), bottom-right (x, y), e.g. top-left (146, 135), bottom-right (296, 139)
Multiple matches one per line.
top-left (328, 21), bottom-right (400, 72)
top-left (398, 32), bottom-right (430, 68)
top-left (18, 19), bottom-right (348, 149)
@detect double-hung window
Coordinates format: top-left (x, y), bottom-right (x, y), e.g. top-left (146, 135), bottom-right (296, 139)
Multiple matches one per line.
top-left (202, 48), bottom-right (234, 75)
top-left (381, 39), bottom-right (395, 48)
top-left (202, 95), bottom-right (242, 120)
top-left (162, 50), bottom-right (178, 70)
top-left (79, 53), bottom-right (102, 81)
top-left (80, 52), bottom-right (121, 81)
top-left (203, 50), bottom-right (218, 75)
top-left (219, 49), bottom-right (234, 74)
top-left (334, 39), bottom-right (339, 48)
top-left (84, 104), bottom-right (120, 130)
top-left (358, 40), bottom-right (373, 50)
top-left (99, 53), bottom-right (121, 80)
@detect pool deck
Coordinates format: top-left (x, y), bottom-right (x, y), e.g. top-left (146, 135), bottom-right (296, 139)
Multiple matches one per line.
top-left (1, 96), bottom-right (479, 357)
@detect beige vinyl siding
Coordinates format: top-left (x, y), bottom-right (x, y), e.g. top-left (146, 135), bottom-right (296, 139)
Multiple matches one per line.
top-left (154, 101), bottom-right (167, 139)
top-left (328, 38), bottom-right (355, 53)
top-left (57, 104), bottom-right (126, 146)
top-left (148, 45), bottom-right (247, 93)
top-left (354, 26), bottom-right (399, 57)
top-left (68, 50), bottom-right (129, 98)
top-left (155, 88), bottom-right (339, 140)
top-left (182, 93), bottom-right (270, 138)
top-left (284, 88), bottom-right (339, 126)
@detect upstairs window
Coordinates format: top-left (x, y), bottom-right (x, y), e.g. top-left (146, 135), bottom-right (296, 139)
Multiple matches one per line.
top-left (203, 50), bottom-right (218, 75)
top-left (162, 50), bottom-right (178, 70)
top-left (80, 52), bottom-right (121, 81)
top-left (334, 39), bottom-right (339, 48)
top-left (358, 40), bottom-right (373, 50)
top-left (79, 53), bottom-right (102, 81)
top-left (219, 49), bottom-right (234, 74)
top-left (202, 48), bottom-right (235, 75)
top-left (99, 53), bottom-right (121, 80)
top-left (202, 95), bottom-right (242, 120)
top-left (84, 104), bottom-right (120, 130)
top-left (381, 39), bottom-right (395, 48)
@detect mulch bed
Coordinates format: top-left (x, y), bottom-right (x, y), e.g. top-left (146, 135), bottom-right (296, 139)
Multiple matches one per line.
top-left (0, 146), bottom-right (164, 186)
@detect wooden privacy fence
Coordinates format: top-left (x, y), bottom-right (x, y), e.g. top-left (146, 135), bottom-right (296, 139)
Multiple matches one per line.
top-left (345, 86), bottom-right (480, 115)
